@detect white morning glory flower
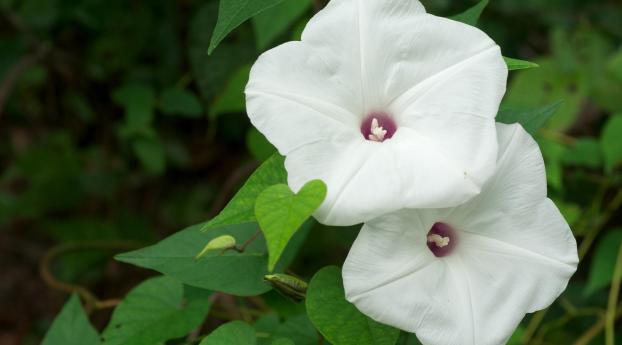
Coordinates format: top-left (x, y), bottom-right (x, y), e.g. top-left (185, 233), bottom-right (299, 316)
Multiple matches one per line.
top-left (246, 0), bottom-right (508, 226)
top-left (342, 123), bottom-right (579, 345)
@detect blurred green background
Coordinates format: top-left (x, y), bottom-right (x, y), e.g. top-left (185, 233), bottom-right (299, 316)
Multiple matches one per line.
top-left (1, 0), bottom-right (621, 344)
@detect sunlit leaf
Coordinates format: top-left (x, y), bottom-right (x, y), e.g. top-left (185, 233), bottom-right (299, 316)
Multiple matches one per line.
top-left (256, 180), bottom-right (326, 271)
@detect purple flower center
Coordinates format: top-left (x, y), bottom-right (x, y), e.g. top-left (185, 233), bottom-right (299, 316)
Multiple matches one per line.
top-left (426, 222), bottom-right (458, 257)
top-left (360, 112), bottom-right (397, 142)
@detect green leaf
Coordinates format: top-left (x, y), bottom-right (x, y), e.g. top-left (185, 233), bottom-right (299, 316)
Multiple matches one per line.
top-left (160, 87), bottom-right (203, 118)
top-left (101, 276), bottom-right (210, 345)
top-left (271, 339), bottom-right (295, 345)
top-left (497, 101), bottom-right (563, 135)
top-left (116, 223), bottom-right (271, 296)
top-left (601, 114), bottom-right (622, 172)
top-left (561, 138), bottom-right (603, 169)
top-left (41, 294), bottom-right (100, 345)
top-left (210, 65), bottom-right (251, 118)
top-left (585, 229), bottom-right (622, 296)
top-left (252, 0), bottom-right (311, 50)
top-left (200, 321), bottom-right (256, 345)
top-left (306, 266), bottom-right (400, 345)
top-left (209, 0), bottom-right (285, 54)
top-left (132, 136), bottom-right (166, 175)
top-left (256, 180), bottom-right (326, 271)
top-left (201, 153), bottom-right (286, 232)
top-left (247, 128), bottom-right (277, 162)
top-left (112, 83), bottom-right (156, 131)
top-left (504, 57), bottom-right (540, 71)
top-left (190, 2), bottom-right (255, 102)
top-left (450, 0), bottom-right (489, 26)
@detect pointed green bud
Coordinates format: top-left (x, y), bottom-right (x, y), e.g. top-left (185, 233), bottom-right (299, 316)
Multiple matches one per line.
top-left (264, 273), bottom-right (308, 302)
top-left (195, 235), bottom-right (237, 260)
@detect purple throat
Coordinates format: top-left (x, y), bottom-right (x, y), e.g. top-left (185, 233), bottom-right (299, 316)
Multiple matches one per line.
top-left (360, 112), bottom-right (397, 142)
top-left (426, 222), bottom-right (458, 257)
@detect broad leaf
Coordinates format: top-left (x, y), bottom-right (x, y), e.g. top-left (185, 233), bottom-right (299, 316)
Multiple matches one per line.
top-left (584, 229), bottom-right (622, 296)
top-left (101, 276), bottom-right (211, 345)
top-left (41, 294), bottom-right (100, 345)
top-left (160, 87), bottom-right (203, 118)
top-left (271, 339), bottom-right (295, 345)
top-left (450, 0), bottom-right (488, 26)
top-left (497, 101), bottom-right (563, 135)
top-left (201, 153), bottom-right (286, 232)
top-left (209, 0), bottom-right (285, 54)
top-left (306, 266), bottom-right (400, 345)
top-left (256, 180), bottom-right (326, 271)
top-left (504, 57), bottom-right (540, 71)
top-left (200, 321), bottom-right (256, 345)
top-left (116, 223), bottom-right (270, 296)
top-left (601, 114), bottom-right (622, 172)
top-left (252, 0), bottom-right (311, 50)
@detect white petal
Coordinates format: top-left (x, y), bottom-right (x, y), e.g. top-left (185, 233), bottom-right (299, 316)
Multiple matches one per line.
top-left (344, 124), bottom-right (578, 344)
top-left (286, 127), bottom-right (483, 226)
top-left (246, 41), bottom-right (361, 154)
top-left (342, 211), bottom-right (463, 342)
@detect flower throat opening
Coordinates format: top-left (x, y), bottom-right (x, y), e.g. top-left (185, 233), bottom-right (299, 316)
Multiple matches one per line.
top-left (361, 112), bottom-right (396, 142)
top-left (426, 222), bottom-right (457, 257)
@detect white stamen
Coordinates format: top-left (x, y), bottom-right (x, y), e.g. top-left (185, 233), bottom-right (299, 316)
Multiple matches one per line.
top-left (368, 118), bottom-right (387, 142)
top-left (427, 234), bottom-right (450, 248)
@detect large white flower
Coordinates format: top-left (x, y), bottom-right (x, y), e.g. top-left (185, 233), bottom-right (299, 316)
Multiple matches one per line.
top-left (342, 123), bottom-right (578, 345)
top-left (246, 0), bottom-right (508, 226)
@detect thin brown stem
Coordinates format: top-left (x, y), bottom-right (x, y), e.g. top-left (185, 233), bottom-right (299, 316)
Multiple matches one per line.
top-left (606, 244), bottom-right (622, 345)
top-left (207, 161), bottom-right (258, 218)
top-left (573, 303), bottom-right (622, 345)
top-left (40, 240), bottom-right (141, 312)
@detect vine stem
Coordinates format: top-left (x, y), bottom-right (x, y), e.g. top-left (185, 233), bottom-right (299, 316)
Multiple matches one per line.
top-left (606, 244), bottom-right (622, 345)
top-left (40, 240), bottom-right (141, 312)
top-left (573, 303), bottom-right (622, 345)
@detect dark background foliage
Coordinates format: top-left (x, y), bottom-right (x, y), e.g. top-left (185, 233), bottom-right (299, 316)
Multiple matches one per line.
top-left (1, 0), bottom-right (621, 344)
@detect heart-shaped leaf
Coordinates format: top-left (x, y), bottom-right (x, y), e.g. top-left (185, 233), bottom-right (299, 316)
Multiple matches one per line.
top-left (255, 179), bottom-right (326, 271)
top-left (41, 294), bottom-right (100, 345)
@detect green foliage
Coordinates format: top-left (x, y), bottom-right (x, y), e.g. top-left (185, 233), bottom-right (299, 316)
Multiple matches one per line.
top-left (159, 87), bottom-right (203, 118)
top-left (199, 321), bottom-right (256, 345)
top-left (247, 128), bottom-right (277, 162)
top-left (584, 229), bottom-right (622, 296)
top-left (497, 101), bottom-right (562, 135)
top-left (211, 65), bottom-right (251, 117)
top-left (209, 0), bottom-right (286, 54)
top-left (101, 276), bottom-right (211, 345)
top-left (201, 153), bottom-right (287, 232)
top-left (561, 138), bottom-right (603, 169)
top-left (41, 295), bottom-right (100, 345)
top-left (256, 180), bottom-right (326, 271)
top-left (450, 0), bottom-right (489, 26)
top-left (601, 115), bottom-right (622, 172)
top-left (195, 234), bottom-right (237, 259)
top-left (306, 266), bottom-right (400, 345)
top-left (252, 0), bottom-right (312, 50)
top-left (116, 223), bottom-right (271, 296)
